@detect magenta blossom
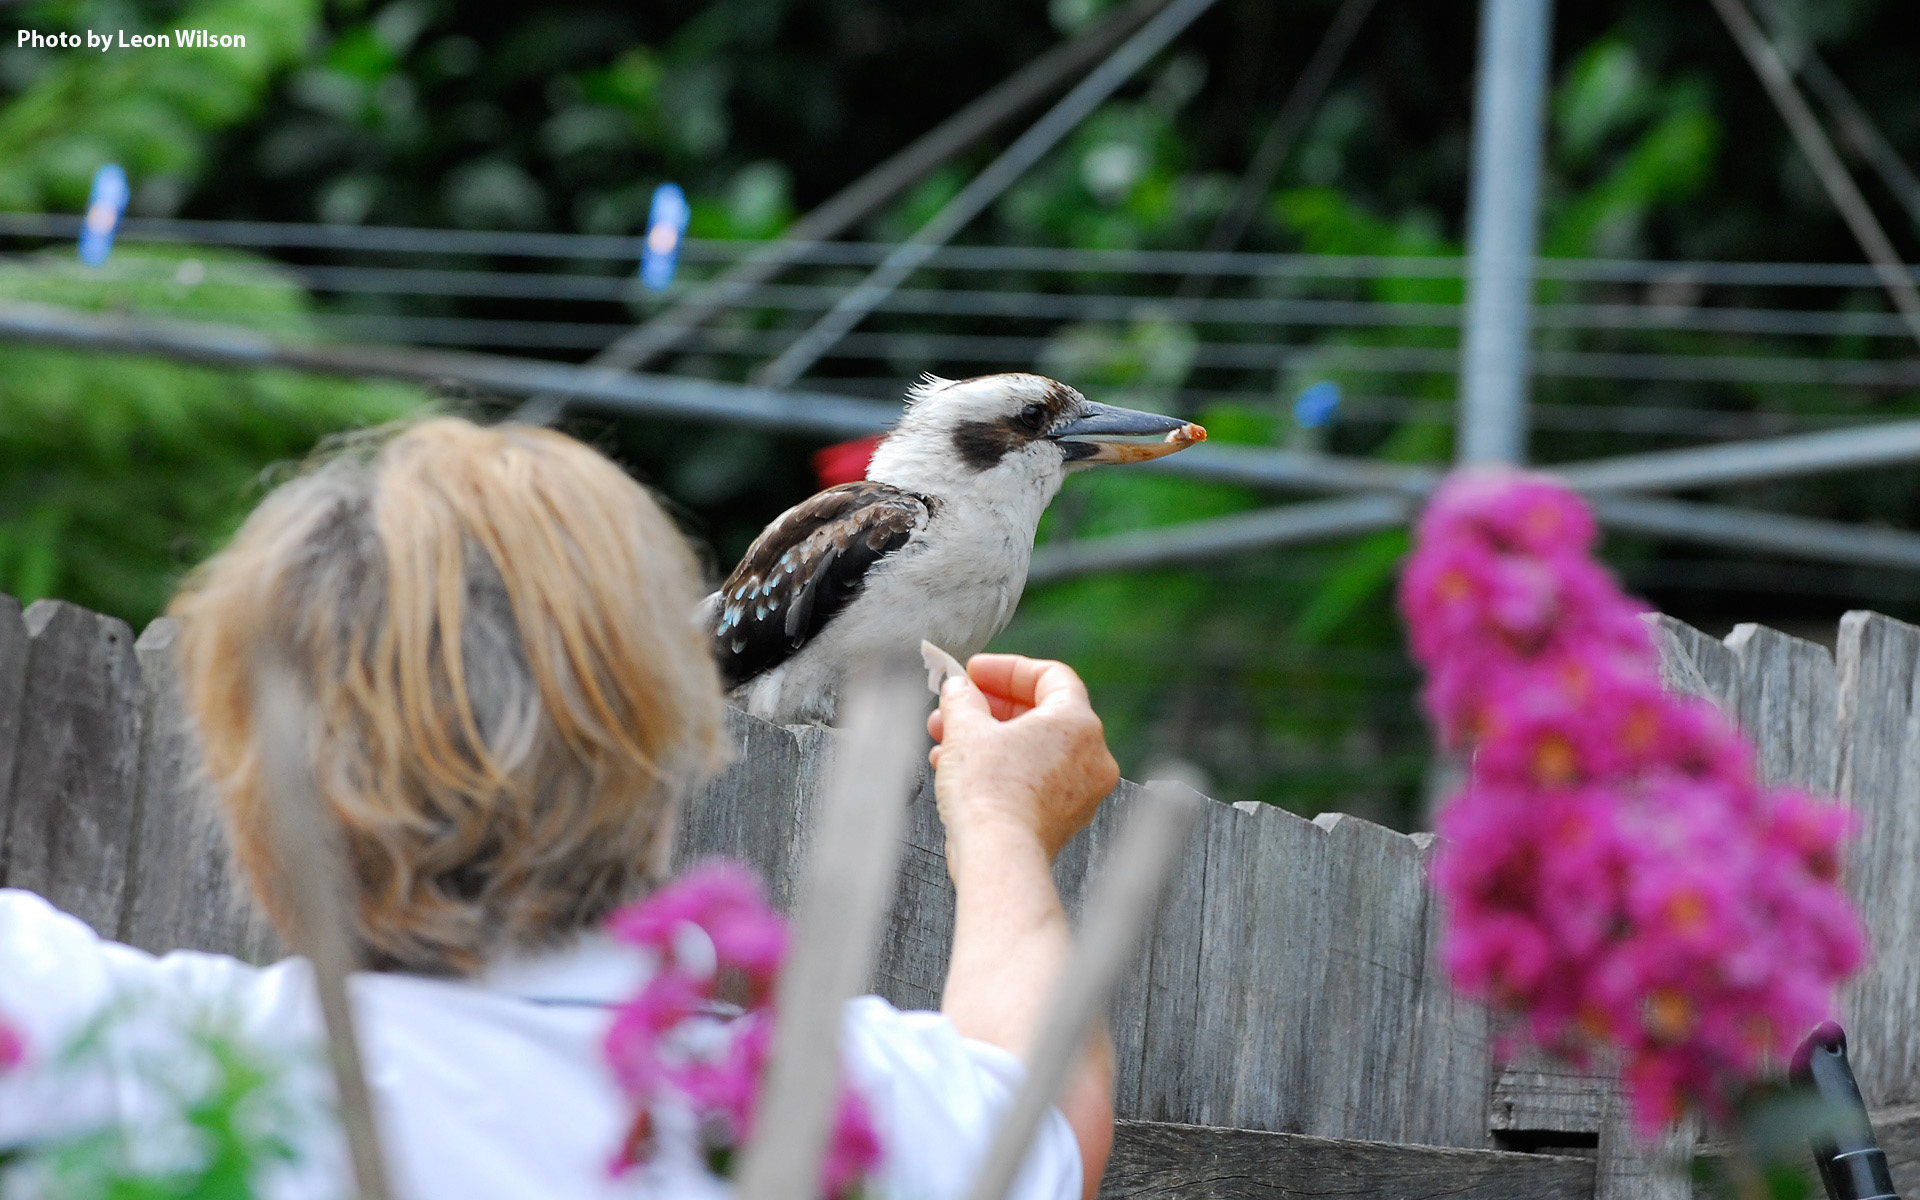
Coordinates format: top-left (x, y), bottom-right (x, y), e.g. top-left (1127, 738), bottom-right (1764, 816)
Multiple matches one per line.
top-left (1403, 470), bottom-right (1865, 1135)
top-left (0, 1011), bottom-right (21, 1072)
top-left (602, 860), bottom-right (883, 1196)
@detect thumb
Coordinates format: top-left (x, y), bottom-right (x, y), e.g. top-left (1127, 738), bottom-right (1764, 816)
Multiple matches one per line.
top-left (938, 670), bottom-right (993, 733)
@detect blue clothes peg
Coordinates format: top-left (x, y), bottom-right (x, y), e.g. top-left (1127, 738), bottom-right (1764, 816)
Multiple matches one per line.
top-left (1293, 380), bottom-right (1341, 429)
top-left (639, 183), bottom-right (690, 291)
top-left (79, 163), bottom-right (129, 268)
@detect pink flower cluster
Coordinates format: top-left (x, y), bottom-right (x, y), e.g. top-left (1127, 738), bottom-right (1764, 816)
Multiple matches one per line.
top-left (0, 1011), bottom-right (21, 1072)
top-left (603, 860), bottom-right (882, 1196)
top-left (1399, 470), bottom-right (1866, 1133)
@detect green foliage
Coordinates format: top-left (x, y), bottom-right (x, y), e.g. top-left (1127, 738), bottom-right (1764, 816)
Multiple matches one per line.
top-left (2, 994), bottom-right (318, 1200)
top-left (0, 0), bottom-right (319, 213)
top-left (0, 244), bottom-right (426, 626)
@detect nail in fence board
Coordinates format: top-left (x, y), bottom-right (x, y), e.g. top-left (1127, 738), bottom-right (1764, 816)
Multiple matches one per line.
top-left (1101, 1120), bottom-right (1596, 1200)
top-left (4, 600), bottom-right (143, 936)
top-left (1835, 610), bottom-right (1920, 1109)
top-left (0, 596), bottom-right (28, 888)
top-left (120, 618), bottom-right (280, 963)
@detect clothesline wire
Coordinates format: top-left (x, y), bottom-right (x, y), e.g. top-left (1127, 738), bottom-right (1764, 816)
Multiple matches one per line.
top-left (252, 315), bottom-right (1920, 388)
top-left (45, 258), bottom-right (1920, 340)
top-left (2, 212), bottom-right (1917, 288)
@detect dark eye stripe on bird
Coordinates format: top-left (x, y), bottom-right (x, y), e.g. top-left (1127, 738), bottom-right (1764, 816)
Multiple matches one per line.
top-left (947, 380), bottom-right (1079, 471)
top-left (710, 481), bottom-right (935, 690)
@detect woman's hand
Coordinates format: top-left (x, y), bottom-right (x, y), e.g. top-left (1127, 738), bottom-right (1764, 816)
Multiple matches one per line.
top-left (926, 653), bottom-right (1119, 862)
top-left (928, 653), bottom-right (1117, 1199)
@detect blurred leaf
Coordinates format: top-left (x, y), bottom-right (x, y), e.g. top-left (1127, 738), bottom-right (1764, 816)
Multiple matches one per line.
top-left (0, 245), bottom-right (426, 625)
top-left (0, 0), bottom-right (320, 212)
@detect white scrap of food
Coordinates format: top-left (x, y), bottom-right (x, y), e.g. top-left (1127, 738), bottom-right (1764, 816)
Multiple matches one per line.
top-left (920, 639), bottom-right (968, 695)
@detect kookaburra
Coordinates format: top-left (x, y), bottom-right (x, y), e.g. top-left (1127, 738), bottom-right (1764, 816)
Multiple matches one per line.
top-left (703, 373), bottom-right (1206, 724)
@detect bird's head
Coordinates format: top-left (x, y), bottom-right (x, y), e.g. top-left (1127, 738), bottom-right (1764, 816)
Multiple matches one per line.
top-left (865, 373), bottom-right (1206, 501)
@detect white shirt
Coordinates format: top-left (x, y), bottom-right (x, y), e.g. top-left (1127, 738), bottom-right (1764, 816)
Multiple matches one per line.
top-left (0, 889), bottom-right (1080, 1200)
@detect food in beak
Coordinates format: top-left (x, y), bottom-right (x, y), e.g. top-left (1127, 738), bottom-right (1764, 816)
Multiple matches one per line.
top-left (1077, 421), bottom-right (1208, 464)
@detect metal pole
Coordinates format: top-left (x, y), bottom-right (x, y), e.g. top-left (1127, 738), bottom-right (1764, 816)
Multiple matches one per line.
top-left (1030, 493), bottom-right (1920, 578)
top-left (1707, 0), bottom-right (1920, 350)
top-left (251, 661), bottom-right (394, 1200)
top-left (732, 665), bottom-right (925, 1200)
top-left (1456, 0), bottom-right (1553, 465)
top-left (750, 0), bottom-right (1224, 390)
top-left (537, 0), bottom-right (1173, 392)
top-left (1027, 494), bottom-right (1412, 583)
top-left (1551, 417), bottom-right (1920, 494)
top-left (1175, 0), bottom-right (1380, 299)
top-left (1754, 0), bottom-right (1920, 239)
top-left (1590, 495), bottom-right (1920, 571)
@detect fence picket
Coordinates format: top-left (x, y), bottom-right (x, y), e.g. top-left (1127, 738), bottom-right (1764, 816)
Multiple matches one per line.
top-left (869, 768), bottom-right (958, 1013)
top-left (121, 618), bottom-right (279, 961)
top-left (1221, 800), bottom-right (1334, 1136)
top-left (1724, 623), bottom-right (1838, 791)
top-left (672, 707), bottom-right (805, 897)
top-left (1406, 830), bottom-right (1492, 1150)
top-left (0, 596), bottom-right (27, 888)
top-left (1301, 812), bottom-right (1429, 1144)
top-left (1835, 611), bottom-right (1920, 1109)
top-left (4, 600), bottom-right (144, 935)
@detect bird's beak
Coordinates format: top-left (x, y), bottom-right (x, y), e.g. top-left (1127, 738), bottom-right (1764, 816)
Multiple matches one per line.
top-left (1050, 401), bottom-right (1208, 464)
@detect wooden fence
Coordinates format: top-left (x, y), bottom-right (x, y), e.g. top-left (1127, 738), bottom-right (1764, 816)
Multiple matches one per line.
top-left (4, 590), bottom-right (1920, 1198)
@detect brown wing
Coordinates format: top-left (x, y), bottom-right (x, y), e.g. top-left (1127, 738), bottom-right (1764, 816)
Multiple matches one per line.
top-left (711, 482), bottom-right (933, 689)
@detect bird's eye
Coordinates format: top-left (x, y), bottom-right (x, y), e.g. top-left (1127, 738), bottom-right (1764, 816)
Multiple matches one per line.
top-left (1014, 402), bottom-right (1049, 432)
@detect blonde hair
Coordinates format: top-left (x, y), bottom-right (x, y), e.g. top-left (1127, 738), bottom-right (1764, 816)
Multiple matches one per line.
top-left (171, 418), bottom-right (727, 976)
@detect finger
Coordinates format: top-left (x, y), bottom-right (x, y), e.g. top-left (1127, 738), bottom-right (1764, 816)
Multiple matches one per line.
top-left (937, 670), bottom-right (993, 736)
top-left (929, 744), bottom-right (943, 768)
top-left (965, 654), bottom-right (1063, 709)
top-left (1028, 659), bottom-right (1093, 711)
top-left (983, 691), bottom-right (1030, 721)
top-left (927, 708), bottom-right (945, 742)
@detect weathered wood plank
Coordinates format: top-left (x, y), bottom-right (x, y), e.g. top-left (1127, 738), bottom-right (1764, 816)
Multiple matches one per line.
top-left (1302, 812), bottom-right (1429, 1144)
top-left (1648, 613), bottom-right (1737, 709)
top-left (1490, 1051), bottom-right (1614, 1137)
top-left (1406, 830), bottom-right (1492, 1149)
top-left (673, 707), bottom-right (806, 901)
top-left (1207, 801), bottom-right (1331, 1136)
top-left (1177, 799), bottom-right (1255, 1130)
top-left (3, 600), bottom-right (144, 935)
top-left (119, 618), bottom-right (280, 962)
top-left (1100, 1119), bottom-right (1595, 1199)
top-left (1835, 611), bottom-right (1920, 1109)
top-left (1112, 781), bottom-right (1215, 1125)
top-left (868, 767), bottom-right (955, 1014)
top-left (1724, 624), bottom-right (1838, 792)
top-left (0, 594), bottom-right (28, 888)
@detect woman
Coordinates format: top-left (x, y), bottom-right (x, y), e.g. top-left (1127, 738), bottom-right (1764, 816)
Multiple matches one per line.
top-left (0, 418), bottom-right (1120, 1199)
